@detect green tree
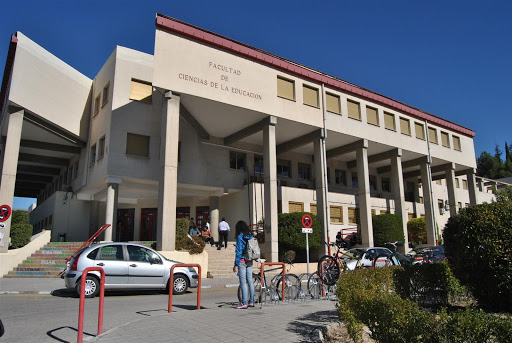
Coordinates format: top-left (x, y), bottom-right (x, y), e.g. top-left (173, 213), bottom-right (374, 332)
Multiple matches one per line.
top-left (372, 213), bottom-right (404, 247)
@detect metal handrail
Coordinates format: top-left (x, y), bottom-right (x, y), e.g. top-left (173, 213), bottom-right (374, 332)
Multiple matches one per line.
top-left (168, 264), bottom-right (202, 313)
top-left (77, 267), bottom-right (105, 343)
top-left (66, 224), bottom-right (111, 261)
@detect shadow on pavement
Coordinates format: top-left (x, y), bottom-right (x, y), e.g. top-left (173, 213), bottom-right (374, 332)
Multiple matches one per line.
top-left (286, 309), bottom-right (338, 343)
top-left (46, 326), bottom-right (92, 343)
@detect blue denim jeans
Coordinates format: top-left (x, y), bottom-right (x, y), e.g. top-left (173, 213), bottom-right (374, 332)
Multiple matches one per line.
top-left (238, 261), bottom-right (255, 305)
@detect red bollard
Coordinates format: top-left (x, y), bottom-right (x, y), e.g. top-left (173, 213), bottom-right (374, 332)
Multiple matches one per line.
top-left (168, 264), bottom-right (202, 313)
top-left (77, 267), bottom-right (105, 343)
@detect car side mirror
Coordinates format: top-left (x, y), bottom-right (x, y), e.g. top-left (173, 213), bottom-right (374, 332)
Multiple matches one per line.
top-left (151, 257), bottom-right (159, 265)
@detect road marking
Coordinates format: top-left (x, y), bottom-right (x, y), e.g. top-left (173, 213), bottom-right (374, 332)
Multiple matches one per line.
top-left (225, 284), bottom-right (239, 288)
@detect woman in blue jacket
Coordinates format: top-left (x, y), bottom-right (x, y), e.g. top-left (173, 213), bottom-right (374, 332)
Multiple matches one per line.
top-left (232, 220), bottom-right (255, 309)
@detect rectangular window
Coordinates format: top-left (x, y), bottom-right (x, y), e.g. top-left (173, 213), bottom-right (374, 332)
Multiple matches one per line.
top-left (366, 106), bottom-right (379, 126)
top-left (462, 180), bottom-right (468, 190)
top-left (130, 79), bottom-right (152, 103)
top-left (384, 112), bottom-right (395, 131)
top-left (347, 99), bottom-right (361, 120)
top-left (298, 163), bottom-right (311, 180)
top-left (335, 169), bottom-right (346, 186)
top-left (428, 127), bottom-right (438, 144)
top-left (369, 175), bottom-right (377, 190)
top-left (74, 161), bottom-right (79, 179)
top-left (326, 92), bottom-right (341, 114)
top-left (303, 85), bottom-right (319, 107)
top-left (438, 199), bottom-right (445, 212)
top-left (94, 95), bottom-right (101, 116)
top-left (277, 76), bottom-right (295, 100)
top-left (348, 207), bottom-right (360, 224)
top-left (436, 179), bottom-right (442, 185)
top-left (126, 133), bottom-right (150, 157)
top-left (457, 202), bottom-right (462, 212)
top-left (89, 144), bottom-right (96, 166)
top-left (351, 172), bottom-right (358, 188)
top-left (381, 177), bottom-right (390, 192)
top-left (441, 131), bottom-right (450, 147)
top-left (456, 178), bottom-right (460, 188)
top-left (310, 204), bottom-right (317, 217)
top-left (330, 206), bottom-right (343, 223)
top-left (229, 151), bottom-right (246, 171)
top-left (415, 122), bottom-right (425, 140)
top-left (98, 136), bottom-right (106, 160)
top-left (102, 82), bottom-right (110, 106)
top-left (254, 155), bottom-right (264, 175)
top-left (400, 117), bottom-right (411, 136)
top-left (453, 135), bottom-right (461, 151)
top-left (289, 202), bottom-right (304, 213)
top-left (277, 160), bottom-right (291, 178)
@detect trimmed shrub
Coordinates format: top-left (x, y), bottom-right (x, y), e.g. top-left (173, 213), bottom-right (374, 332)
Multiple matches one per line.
top-left (10, 223), bottom-right (32, 248)
top-left (444, 201), bottom-right (512, 312)
top-left (407, 217), bottom-right (427, 246)
top-left (372, 213), bottom-right (405, 247)
top-left (278, 212), bottom-right (322, 262)
top-left (11, 210), bottom-right (30, 225)
top-left (175, 218), bottom-right (205, 254)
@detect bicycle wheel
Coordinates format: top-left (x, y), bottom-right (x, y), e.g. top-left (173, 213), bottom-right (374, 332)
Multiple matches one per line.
top-left (263, 286), bottom-right (280, 305)
top-left (307, 272), bottom-right (323, 299)
top-left (317, 255), bottom-right (341, 286)
top-left (372, 254), bottom-right (395, 268)
top-left (283, 285), bottom-right (303, 302)
top-left (274, 273), bottom-right (300, 298)
top-left (298, 273), bottom-right (311, 290)
top-left (238, 274), bottom-right (262, 304)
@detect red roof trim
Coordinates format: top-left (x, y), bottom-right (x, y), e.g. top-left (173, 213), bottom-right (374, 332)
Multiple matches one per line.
top-left (155, 14), bottom-right (475, 138)
top-left (0, 34), bottom-right (18, 119)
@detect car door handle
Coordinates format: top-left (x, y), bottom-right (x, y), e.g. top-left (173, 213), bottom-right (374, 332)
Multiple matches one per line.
top-left (130, 264), bottom-right (137, 267)
top-left (96, 263), bottom-right (105, 266)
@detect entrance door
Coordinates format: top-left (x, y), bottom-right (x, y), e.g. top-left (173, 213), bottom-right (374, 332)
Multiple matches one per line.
top-left (140, 208), bottom-right (158, 241)
top-left (117, 209), bottom-right (135, 242)
top-left (196, 206), bottom-right (210, 229)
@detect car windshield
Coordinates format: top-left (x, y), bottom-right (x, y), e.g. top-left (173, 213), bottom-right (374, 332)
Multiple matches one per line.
top-left (342, 249), bottom-right (366, 260)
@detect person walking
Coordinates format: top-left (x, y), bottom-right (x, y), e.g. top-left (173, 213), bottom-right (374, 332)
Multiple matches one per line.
top-left (217, 217), bottom-right (230, 250)
top-left (233, 220), bottom-right (255, 309)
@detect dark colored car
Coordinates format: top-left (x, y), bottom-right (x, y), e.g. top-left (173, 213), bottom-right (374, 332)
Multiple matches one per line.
top-left (409, 245), bottom-right (445, 263)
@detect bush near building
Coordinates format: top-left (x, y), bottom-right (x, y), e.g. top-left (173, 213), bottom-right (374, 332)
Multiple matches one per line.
top-left (407, 217), bottom-right (428, 246)
top-left (278, 212), bottom-right (322, 262)
top-left (9, 210), bottom-right (33, 249)
top-left (175, 218), bottom-right (205, 254)
top-left (336, 266), bottom-right (512, 343)
top-left (444, 201), bottom-right (512, 313)
top-left (372, 213), bottom-right (404, 247)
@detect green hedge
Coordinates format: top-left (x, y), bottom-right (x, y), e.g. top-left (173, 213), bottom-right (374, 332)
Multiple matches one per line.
top-left (12, 210), bottom-right (30, 225)
top-left (278, 212), bottom-right (322, 262)
top-left (10, 223), bottom-right (32, 248)
top-left (175, 218), bottom-right (205, 254)
top-left (372, 213), bottom-right (404, 247)
top-left (407, 217), bottom-right (427, 246)
top-left (336, 267), bottom-right (512, 343)
top-left (444, 201), bottom-right (512, 312)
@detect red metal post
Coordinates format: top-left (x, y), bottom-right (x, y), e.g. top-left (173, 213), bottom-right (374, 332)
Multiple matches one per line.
top-left (168, 264), bottom-right (202, 313)
top-left (327, 236), bottom-right (332, 256)
top-left (67, 224), bottom-right (111, 261)
top-left (260, 262), bottom-right (286, 303)
top-left (77, 267), bottom-right (105, 343)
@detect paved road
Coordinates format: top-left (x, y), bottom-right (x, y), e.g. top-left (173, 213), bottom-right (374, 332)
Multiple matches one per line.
top-left (0, 279), bottom-right (339, 343)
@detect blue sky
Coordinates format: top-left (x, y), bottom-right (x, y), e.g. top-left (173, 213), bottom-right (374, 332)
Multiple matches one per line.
top-left (2, 1), bottom-right (511, 209)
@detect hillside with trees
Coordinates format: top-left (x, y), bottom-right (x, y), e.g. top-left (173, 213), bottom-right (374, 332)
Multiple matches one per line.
top-left (476, 142), bottom-right (512, 179)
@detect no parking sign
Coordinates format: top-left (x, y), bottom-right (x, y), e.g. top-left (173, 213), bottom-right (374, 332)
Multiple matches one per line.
top-left (0, 205), bottom-right (11, 222)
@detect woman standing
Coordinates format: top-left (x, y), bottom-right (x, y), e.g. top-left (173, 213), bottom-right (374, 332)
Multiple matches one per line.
top-left (232, 220), bottom-right (255, 309)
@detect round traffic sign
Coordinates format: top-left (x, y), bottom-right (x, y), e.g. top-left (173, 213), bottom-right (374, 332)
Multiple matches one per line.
top-left (0, 204), bottom-right (12, 222)
top-left (301, 214), bottom-right (313, 228)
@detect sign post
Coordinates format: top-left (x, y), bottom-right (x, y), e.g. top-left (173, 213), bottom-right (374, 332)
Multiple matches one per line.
top-left (301, 214), bottom-right (313, 276)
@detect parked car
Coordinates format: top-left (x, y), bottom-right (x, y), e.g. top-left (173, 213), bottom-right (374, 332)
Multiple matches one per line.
top-left (63, 242), bottom-right (198, 297)
top-left (408, 245), bottom-right (445, 263)
top-left (342, 247), bottom-right (394, 270)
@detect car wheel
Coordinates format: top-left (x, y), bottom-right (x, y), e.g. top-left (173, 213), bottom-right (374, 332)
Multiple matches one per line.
top-left (171, 274), bottom-right (189, 295)
top-left (76, 275), bottom-right (100, 298)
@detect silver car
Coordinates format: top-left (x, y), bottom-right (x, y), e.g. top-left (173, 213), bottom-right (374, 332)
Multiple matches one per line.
top-left (63, 242), bottom-right (198, 297)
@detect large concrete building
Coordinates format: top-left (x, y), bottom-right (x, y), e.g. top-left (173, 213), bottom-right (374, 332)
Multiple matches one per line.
top-left (0, 14), bottom-right (501, 259)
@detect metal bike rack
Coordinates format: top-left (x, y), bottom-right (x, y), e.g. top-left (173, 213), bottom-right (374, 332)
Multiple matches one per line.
top-left (77, 267), bottom-right (105, 343)
top-left (259, 262), bottom-right (286, 307)
top-left (168, 264), bottom-right (202, 313)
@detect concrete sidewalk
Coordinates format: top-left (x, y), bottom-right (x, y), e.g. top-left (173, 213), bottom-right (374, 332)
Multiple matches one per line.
top-left (90, 299), bottom-right (338, 343)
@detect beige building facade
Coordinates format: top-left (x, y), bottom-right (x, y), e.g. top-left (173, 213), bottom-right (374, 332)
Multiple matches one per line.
top-left (0, 15), bottom-right (502, 258)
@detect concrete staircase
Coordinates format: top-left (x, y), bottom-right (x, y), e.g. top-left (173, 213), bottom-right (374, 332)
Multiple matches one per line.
top-left (4, 242), bottom-right (83, 278)
top-left (204, 243), bottom-right (237, 278)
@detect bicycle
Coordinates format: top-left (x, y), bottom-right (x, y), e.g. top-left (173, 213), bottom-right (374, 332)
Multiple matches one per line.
top-left (317, 242), bottom-right (365, 286)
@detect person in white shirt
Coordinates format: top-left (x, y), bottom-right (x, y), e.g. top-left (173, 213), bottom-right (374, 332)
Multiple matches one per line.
top-left (217, 217), bottom-right (230, 250)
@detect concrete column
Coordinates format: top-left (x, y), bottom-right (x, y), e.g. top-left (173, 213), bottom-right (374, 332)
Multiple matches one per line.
top-left (263, 116), bottom-right (278, 262)
top-left (466, 169), bottom-right (478, 205)
top-left (104, 178), bottom-right (121, 242)
top-left (390, 149), bottom-right (409, 250)
top-left (445, 164), bottom-right (458, 217)
top-left (356, 141), bottom-right (373, 247)
top-left (420, 160), bottom-right (436, 245)
top-left (157, 91), bottom-right (180, 251)
top-left (0, 110), bottom-right (23, 253)
top-left (314, 138), bottom-right (328, 254)
top-left (210, 196), bottom-right (220, 242)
